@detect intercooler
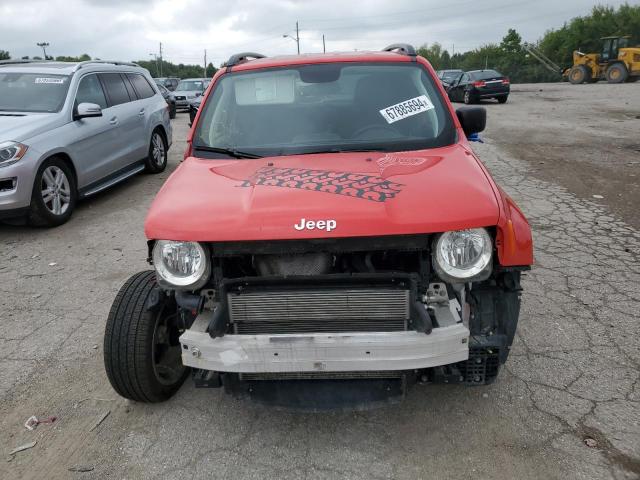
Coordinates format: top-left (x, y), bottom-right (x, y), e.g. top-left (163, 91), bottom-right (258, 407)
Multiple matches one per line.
top-left (228, 287), bottom-right (410, 334)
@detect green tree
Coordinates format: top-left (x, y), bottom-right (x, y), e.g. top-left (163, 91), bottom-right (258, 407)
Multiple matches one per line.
top-left (55, 54), bottom-right (91, 62)
top-left (0, 50), bottom-right (10, 60)
top-left (417, 43), bottom-right (451, 70)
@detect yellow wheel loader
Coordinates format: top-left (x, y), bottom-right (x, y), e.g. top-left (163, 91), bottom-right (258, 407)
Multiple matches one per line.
top-left (565, 36), bottom-right (640, 84)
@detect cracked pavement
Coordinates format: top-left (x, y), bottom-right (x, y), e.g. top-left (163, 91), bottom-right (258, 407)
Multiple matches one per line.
top-left (1, 84), bottom-right (639, 479)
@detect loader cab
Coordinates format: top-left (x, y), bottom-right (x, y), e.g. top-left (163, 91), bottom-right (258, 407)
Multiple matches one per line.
top-left (601, 36), bottom-right (629, 63)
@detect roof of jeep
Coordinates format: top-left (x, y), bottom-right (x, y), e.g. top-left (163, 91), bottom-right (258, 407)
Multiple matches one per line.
top-left (228, 51), bottom-right (416, 72)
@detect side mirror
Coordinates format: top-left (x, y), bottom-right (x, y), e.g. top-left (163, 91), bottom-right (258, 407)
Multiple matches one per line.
top-left (456, 106), bottom-right (486, 136)
top-left (74, 102), bottom-right (102, 120)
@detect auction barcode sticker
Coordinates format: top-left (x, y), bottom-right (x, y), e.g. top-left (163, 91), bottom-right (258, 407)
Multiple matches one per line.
top-left (35, 78), bottom-right (65, 84)
top-left (379, 95), bottom-right (434, 124)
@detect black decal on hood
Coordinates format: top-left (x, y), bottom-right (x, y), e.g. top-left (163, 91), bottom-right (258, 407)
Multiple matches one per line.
top-left (240, 167), bottom-right (403, 202)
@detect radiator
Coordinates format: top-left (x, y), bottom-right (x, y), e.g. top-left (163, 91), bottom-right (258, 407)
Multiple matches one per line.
top-left (228, 287), bottom-right (409, 334)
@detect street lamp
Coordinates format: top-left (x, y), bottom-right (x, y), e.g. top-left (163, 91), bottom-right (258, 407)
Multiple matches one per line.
top-left (37, 42), bottom-right (50, 59)
top-left (282, 21), bottom-right (300, 54)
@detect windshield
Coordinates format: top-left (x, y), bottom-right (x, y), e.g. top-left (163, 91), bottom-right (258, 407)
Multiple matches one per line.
top-left (441, 71), bottom-right (462, 81)
top-left (0, 73), bottom-right (70, 113)
top-left (470, 70), bottom-right (501, 80)
top-left (194, 63), bottom-right (454, 157)
top-left (176, 80), bottom-right (203, 91)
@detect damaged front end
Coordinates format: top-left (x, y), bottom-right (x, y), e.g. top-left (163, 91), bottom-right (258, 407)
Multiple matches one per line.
top-left (146, 232), bottom-right (525, 409)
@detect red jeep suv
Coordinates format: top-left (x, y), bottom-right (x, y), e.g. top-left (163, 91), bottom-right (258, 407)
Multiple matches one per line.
top-left (104, 44), bottom-right (533, 409)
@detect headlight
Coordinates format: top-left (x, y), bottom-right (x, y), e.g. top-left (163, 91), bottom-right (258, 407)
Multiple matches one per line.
top-left (0, 141), bottom-right (28, 167)
top-left (152, 240), bottom-right (210, 289)
top-left (433, 228), bottom-right (492, 282)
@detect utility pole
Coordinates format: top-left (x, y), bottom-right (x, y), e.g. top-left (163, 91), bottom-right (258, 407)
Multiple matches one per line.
top-left (36, 42), bottom-right (49, 59)
top-left (485, 55), bottom-right (488, 70)
top-left (204, 49), bottom-right (207, 77)
top-left (159, 42), bottom-right (163, 77)
top-left (322, 34), bottom-right (326, 53)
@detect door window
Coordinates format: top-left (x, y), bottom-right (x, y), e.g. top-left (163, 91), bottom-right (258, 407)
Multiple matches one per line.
top-left (127, 73), bottom-right (156, 99)
top-left (75, 74), bottom-right (107, 109)
top-left (99, 73), bottom-right (131, 106)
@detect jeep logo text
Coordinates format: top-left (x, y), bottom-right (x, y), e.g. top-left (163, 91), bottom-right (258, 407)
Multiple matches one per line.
top-left (294, 218), bottom-right (337, 232)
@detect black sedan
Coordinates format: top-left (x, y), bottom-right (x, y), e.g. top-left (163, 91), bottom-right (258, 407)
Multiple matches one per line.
top-left (156, 83), bottom-right (177, 119)
top-left (446, 69), bottom-right (510, 104)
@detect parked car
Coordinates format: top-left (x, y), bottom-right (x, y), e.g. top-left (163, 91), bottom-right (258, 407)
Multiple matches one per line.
top-left (188, 96), bottom-right (201, 125)
top-left (0, 59), bottom-right (172, 226)
top-left (436, 69), bottom-right (463, 86)
top-left (154, 77), bottom-right (180, 91)
top-left (172, 78), bottom-right (209, 110)
top-left (157, 83), bottom-right (176, 119)
top-left (103, 45), bottom-right (532, 409)
top-left (446, 69), bottom-right (510, 104)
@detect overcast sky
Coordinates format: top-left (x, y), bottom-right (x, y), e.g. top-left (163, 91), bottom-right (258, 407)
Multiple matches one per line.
top-left (0, 0), bottom-right (630, 66)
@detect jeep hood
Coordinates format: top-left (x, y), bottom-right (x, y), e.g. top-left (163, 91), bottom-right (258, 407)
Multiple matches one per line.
top-left (145, 144), bottom-right (500, 241)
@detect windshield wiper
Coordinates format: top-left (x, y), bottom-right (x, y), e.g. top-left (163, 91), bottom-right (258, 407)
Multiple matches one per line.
top-left (192, 145), bottom-right (262, 159)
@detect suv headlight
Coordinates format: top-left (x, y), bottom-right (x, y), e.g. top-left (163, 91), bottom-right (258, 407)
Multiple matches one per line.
top-left (152, 240), bottom-right (210, 290)
top-left (432, 228), bottom-right (492, 282)
top-left (0, 141), bottom-right (28, 167)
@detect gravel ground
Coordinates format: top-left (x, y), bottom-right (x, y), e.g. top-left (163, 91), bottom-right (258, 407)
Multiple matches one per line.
top-left (1, 84), bottom-right (639, 479)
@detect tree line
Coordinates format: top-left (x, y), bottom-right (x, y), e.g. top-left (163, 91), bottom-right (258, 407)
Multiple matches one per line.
top-left (2, 3), bottom-right (638, 83)
top-left (0, 50), bottom-right (217, 79)
top-left (418, 3), bottom-right (640, 83)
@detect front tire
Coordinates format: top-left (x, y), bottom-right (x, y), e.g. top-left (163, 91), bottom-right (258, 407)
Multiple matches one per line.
top-left (463, 90), bottom-right (475, 105)
top-left (28, 157), bottom-right (77, 227)
top-left (568, 65), bottom-right (590, 84)
top-left (103, 271), bottom-right (188, 403)
top-left (145, 129), bottom-right (168, 174)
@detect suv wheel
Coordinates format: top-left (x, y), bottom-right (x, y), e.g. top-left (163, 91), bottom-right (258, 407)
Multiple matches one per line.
top-left (28, 157), bottom-right (76, 227)
top-left (104, 270), bottom-right (188, 403)
top-left (145, 129), bottom-right (168, 173)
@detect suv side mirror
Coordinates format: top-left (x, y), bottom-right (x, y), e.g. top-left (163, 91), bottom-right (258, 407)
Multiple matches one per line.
top-left (75, 102), bottom-right (103, 120)
top-left (456, 106), bottom-right (486, 136)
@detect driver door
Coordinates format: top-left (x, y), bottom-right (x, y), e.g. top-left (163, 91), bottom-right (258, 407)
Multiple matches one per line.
top-left (449, 74), bottom-right (466, 102)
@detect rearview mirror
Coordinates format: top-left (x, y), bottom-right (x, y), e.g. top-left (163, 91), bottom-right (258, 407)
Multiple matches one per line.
top-left (75, 102), bottom-right (102, 120)
top-left (456, 106), bottom-right (486, 136)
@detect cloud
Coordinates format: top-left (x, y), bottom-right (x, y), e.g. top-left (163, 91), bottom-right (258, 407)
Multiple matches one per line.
top-left (0, 0), bottom-right (630, 65)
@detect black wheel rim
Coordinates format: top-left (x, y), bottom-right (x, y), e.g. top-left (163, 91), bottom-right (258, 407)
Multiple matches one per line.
top-left (151, 306), bottom-right (185, 386)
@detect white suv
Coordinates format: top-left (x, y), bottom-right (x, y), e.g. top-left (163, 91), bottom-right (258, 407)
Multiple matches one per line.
top-left (0, 60), bottom-right (172, 227)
